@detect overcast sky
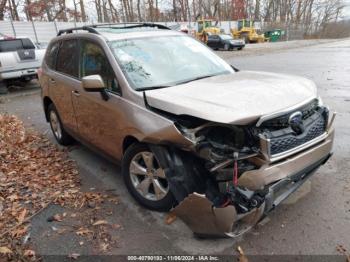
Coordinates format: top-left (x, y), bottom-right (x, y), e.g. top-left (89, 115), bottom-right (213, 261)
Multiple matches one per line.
top-left (344, 0), bottom-right (350, 18)
top-left (65, 0), bottom-right (350, 22)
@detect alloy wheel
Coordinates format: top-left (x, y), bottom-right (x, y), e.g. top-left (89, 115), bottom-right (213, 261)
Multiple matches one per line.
top-left (129, 151), bottom-right (169, 201)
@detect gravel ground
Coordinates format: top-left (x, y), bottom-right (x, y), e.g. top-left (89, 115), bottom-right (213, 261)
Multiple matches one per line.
top-left (0, 38), bottom-right (349, 260)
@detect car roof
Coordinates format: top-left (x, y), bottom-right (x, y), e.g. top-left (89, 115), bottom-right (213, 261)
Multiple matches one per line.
top-left (0, 36), bottom-right (32, 41)
top-left (99, 29), bottom-right (184, 41)
top-left (54, 24), bottom-right (186, 42)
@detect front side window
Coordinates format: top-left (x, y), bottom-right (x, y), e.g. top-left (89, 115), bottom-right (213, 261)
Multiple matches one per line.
top-left (81, 40), bottom-right (119, 93)
top-left (56, 40), bottom-right (79, 78)
top-left (109, 35), bottom-right (234, 90)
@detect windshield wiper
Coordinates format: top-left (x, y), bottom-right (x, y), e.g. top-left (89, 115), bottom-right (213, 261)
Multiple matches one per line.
top-left (176, 74), bottom-right (221, 85)
top-left (136, 85), bottom-right (172, 91)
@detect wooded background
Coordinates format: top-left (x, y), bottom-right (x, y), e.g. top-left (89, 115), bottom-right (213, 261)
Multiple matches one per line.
top-left (0, 0), bottom-right (349, 38)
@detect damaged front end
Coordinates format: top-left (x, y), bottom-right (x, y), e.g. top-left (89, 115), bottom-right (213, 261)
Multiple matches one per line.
top-left (148, 99), bottom-right (335, 237)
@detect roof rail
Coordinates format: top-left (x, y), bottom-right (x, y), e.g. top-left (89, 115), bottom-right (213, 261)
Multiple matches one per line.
top-left (57, 26), bottom-right (100, 36)
top-left (56, 23), bottom-right (171, 37)
top-left (91, 22), bottom-right (171, 30)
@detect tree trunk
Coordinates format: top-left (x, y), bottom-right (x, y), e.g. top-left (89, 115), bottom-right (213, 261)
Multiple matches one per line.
top-left (60, 0), bottom-right (68, 21)
top-left (148, 0), bottom-right (154, 21)
top-left (137, 0), bottom-right (142, 21)
top-left (102, 0), bottom-right (109, 22)
top-left (254, 0), bottom-right (260, 21)
top-left (95, 0), bottom-right (102, 22)
top-left (9, 0), bottom-right (19, 20)
top-left (129, 0), bottom-right (134, 21)
top-left (173, 0), bottom-right (177, 21)
top-left (80, 0), bottom-right (86, 22)
top-left (0, 0), bottom-right (7, 21)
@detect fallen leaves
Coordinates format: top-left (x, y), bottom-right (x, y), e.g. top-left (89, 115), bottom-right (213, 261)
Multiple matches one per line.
top-left (0, 247), bottom-right (12, 254)
top-left (165, 212), bottom-right (177, 225)
top-left (47, 213), bottom-right (63, 222)
top-left (17, 209), bottom-right (27, 223)
top-left (68, 253), bottom-right (80, 260)
top-left (76, 227), bottom-right (93, 236)
top-left (237, 246), bottom-right (249, 262)
top-left (0, 115), bottom-right (81, 241)
top-left (92, 220), bottom-right (108, 226)
top-left (336, 245), bottom-right (350, 262)
top-left (0, 114), bottom-right (81, 258)
top-left (23, 249), bottom-right (35, 257)
top-left (0, 114), bottom-right (120, 258)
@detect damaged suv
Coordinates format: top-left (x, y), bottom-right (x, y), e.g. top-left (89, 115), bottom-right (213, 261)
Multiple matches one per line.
top-left (40, 23), bottom-right (335, 237)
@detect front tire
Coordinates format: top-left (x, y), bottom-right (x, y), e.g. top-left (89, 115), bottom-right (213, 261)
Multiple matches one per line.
top-left (122, 143), bottom-right (175, 211)
top-left (47, 104), bottom-right (74, 146)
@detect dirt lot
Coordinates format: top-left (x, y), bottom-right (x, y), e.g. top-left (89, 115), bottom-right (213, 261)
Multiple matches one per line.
top-left (0, 38), bottom-right (350, 260)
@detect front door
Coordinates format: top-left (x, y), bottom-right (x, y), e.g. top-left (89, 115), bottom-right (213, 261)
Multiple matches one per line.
top-left (71, 39), bottom-right (124, 159)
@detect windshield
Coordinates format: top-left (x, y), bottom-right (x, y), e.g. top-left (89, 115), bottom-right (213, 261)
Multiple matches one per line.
top-left (109, 35), bottom-right (234, 90)
top-left (220, 35), bottom-right (233, 40)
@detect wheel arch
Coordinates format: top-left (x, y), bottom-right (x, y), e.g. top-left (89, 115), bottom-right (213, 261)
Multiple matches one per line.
top-left (122, 135), bottom-right (139, 154)
top-left (43, 96), bottom-right (53, 122)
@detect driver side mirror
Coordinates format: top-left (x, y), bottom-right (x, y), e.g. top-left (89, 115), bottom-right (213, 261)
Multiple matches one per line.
top-left (82, 75), bottom-right (110, 101)
top-left (82, 75), bottom-right (105, 92)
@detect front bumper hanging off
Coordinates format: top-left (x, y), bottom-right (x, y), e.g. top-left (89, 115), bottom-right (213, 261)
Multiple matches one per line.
top-left (173, 115), bottom-right (335, 238)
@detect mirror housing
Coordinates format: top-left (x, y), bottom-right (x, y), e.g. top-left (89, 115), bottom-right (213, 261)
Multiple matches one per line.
top-left (82, 75), bottom-right (105, 92)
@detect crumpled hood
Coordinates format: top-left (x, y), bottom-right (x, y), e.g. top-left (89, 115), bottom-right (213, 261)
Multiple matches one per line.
top-left (145, 71), bottom-right (318, 125)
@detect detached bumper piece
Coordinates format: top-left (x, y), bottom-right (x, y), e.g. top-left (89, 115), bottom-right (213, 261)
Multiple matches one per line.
top-left (173, 193), bottom-right (265, 238)
top-left (174, 153), bottom-right (331, 238)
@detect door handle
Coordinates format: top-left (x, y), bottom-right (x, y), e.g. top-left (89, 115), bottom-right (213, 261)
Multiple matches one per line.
top-left (72, 90), bottom-right (80, 97)
top-left (49, 78), bottom-right (56, 84)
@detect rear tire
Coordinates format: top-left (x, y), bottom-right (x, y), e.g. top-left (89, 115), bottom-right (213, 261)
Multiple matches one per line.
top-left (122, 143), bottom-right (176, 211)
top-left (47, 104), bottom-right (74, 146)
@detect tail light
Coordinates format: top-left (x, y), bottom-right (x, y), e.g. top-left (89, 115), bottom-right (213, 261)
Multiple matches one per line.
top-left (37, 67), bottom-right (43, 79)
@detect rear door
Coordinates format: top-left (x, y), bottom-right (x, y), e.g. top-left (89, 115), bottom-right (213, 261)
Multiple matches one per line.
top-left (209, 35), bottom-right (220, 49)
top-left (71, 39), bottom-right (124, 158)
top-left (48, 39), bottom-right (79, 135)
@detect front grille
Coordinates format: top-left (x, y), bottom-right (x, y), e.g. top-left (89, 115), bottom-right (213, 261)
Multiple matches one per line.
top-left (256, 102), bottom-right (329, 157)
top-left (260, 99), bottom-right (319, 130)
top-left (269, 113), bottom-right (326, 155)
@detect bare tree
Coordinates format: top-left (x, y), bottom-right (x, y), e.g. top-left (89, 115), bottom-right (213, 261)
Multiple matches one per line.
top-left (8, 0), bottom-right (19, 20)
top-left (0, 0), bottom-right (7, 20)
top-left (79, 0), bottom-right (86, 22)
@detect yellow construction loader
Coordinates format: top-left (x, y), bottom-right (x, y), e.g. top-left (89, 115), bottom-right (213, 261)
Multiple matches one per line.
top-left (231, 19), bottom-right (265, 43)
top-left (196, 19), bottom-right (221, 43)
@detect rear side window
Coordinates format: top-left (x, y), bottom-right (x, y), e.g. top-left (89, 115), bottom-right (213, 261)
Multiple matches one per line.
top-left (21, 38), bottom-right (35, 49)
top-left (56, 40), bottom-right (79, 78)
top-left (0, 38), bottom-right (35, 52)
top-left (45, 42), bottom-right (59, 69)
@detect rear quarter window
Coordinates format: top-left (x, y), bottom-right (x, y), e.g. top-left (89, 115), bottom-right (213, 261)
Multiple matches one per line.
top-left (0, 38), bottom-right (35, 52)
top-left (56, 39), bottom-right (79, 78)
top-left (45, 42), bottom-right (60, 70)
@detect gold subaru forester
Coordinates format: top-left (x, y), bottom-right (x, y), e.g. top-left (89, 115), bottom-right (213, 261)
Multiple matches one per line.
top-left (40, 23), bottom-right (335, 237)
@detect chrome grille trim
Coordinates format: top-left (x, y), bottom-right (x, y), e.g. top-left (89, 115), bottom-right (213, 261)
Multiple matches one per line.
top-left (256, 97), bottom-right (318, 127)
